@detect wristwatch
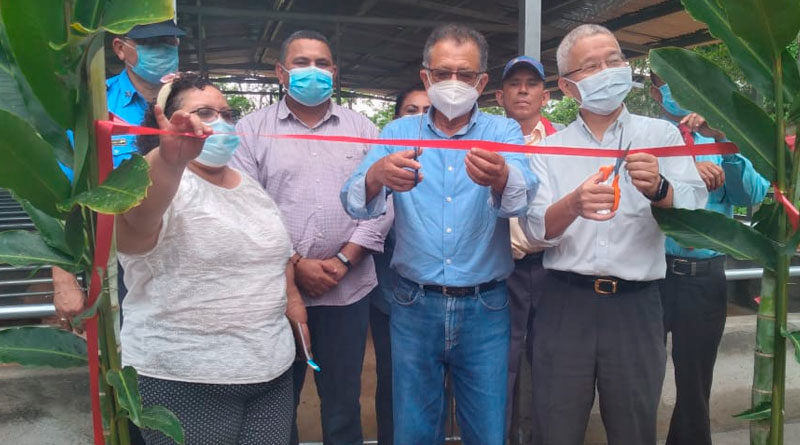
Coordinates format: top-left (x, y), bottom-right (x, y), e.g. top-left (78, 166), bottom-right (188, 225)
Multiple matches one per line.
top-left (646, 174), bottom-right (670, 202)
top-left (336, 252), bottom-right (352, 270)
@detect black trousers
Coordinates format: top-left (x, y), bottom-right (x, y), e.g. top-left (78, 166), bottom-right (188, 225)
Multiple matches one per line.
top-left (290, 297), bottom-right (370, 445)
top-left (370, 301), bottom-right (393, 445)
top-left (505, 253), bottom-right (545, 436)
top-left (659, 256), bottom-right (727, 445)
top-left (531, 271), bottom-right (666, 445)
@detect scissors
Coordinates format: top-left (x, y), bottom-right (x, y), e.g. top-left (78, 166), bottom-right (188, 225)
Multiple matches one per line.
top-left (598, 140), bottom-right (632, 212)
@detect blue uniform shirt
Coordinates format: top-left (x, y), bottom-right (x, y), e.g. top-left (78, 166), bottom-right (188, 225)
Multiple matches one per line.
top-left (665, 129), bottom-right (769, 258)
top-left (341, 106), bottom-right (539, 286)
top-left (105, 70), bottom-right (148, 167)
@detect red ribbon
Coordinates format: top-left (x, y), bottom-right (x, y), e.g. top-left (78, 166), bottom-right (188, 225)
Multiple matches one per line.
top-left (772, 184), bottom-right (799, 230)
top-left (104, 119), bottom-right (739, 158)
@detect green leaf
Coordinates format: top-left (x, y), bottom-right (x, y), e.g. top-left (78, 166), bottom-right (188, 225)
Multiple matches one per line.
top-left (650, 48), bottom-right (782, 182)
top-left (681, 0), bottom-right (799, 102)
top-left (13, 194), bottom-right (71, 256)
top-left (139, 405), bottom-right (185, 445)
top-left (752, 202), bottom-right (780, 238)
top-left (64, 207), bottom-right (86, 260)
top-left (652, 207), bottom-right (778, 271)
top-left (101, 0), bottom-right (173, 35)
top-left (733, 401), bottom-right (772, 420)
top-left (0, 230), bottom-right (79, 272)
top-left (0, 110), bottom-right (71, 217)
top-left (106, 366), bottom-right (143, 425)
top-left (0, 326), bottom-right (87, 367)
top-left (0, 1), bottom-right (77, 128)
top-left (70, 281), bottom-right (103, 330)
top-left (725, 0), bottom-right (800, 59)
top-left (0, 23), bottom-right (72, 168)
top-left (72, 0), bottom-right (105, 31)
top-left (59, 155), bottom-right (150, 214)
top-left (781, 327), bottom-right (800, 364)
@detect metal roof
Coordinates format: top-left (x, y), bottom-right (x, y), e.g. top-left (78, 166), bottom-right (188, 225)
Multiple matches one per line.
top-left (108, 0), bottom-right (714, 102)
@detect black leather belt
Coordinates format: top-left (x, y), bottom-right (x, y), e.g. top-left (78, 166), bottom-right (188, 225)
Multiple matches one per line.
top-left (516, 251), bottom-right (544, 263)
top-left (551, 270), bottom-right (653, 295)
top-left (666, 255), bottom-right (720, 277)
top-left (420, 280), bottom-right (500, 297)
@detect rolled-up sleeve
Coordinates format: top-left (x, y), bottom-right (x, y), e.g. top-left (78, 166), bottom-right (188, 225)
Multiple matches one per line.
top-left (349, 195), bottom-right (394, 253)
top-left (520, 153), bottom-right (562, 248)
top-left (720, 154), bottom-right (769, 206)
top-left (489, 119), bottom-right (539, 217)
top-left (341, 142), bottom-right (392, 220)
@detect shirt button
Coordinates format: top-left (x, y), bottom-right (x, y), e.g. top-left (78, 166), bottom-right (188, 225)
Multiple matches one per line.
top-left (445, 258), bottom-right (452, 265)
top-left (312, 152), bottom-right (318, 156)
top-left (446, 227), bottom-right (452, 233)
top-left (599, 240), bottom-right (607, 247)
top-left (317, 205), bottom-right (323, 210)
top-left (318, 232), bottom-right (324, 237)
top-left (448, 166), bottom-right (454, 172)
top-left (315, 179), bottom-right (321, 183)
top-left (446, 196), bottom-right (452, 202)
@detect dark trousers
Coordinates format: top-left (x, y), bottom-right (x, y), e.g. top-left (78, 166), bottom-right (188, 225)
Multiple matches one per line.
top-left (659, 256), bottom-right (727, 445)
top-left (290, 297), bottom-right (370, 445)
top-left (505, 253), bottom-right (545, 436)
top-left (531, 271), bottom-right (666, 445)
top-left (370, 302), bottom-right (393, 445)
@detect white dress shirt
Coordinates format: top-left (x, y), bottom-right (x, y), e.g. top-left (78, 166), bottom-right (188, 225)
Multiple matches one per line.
top-left (521, 107), bottom-right (708, 281)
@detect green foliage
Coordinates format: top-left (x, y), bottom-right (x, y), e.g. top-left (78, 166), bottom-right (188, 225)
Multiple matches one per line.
top-left (59, 155), bottom-right (152, 214)
top-left (543, 96), bottom-right (579, 125)
top-left (734, 401), bottom-right (773, 421)
top-left (227, 95), bottom-right (254, 117)
top-left (650, 48), bottom-right (782, 182)
top-left (140, 406), bottom-right (185, 444)
top-left (651, 207), bottom-right (779, 271)
top-left (0, 230), bottom-right (79, 272)
top-left (480, 106), bottom-right (506, 116)
top-left (15, 195), bottom-right (71, 256)
top-left (367, 101), bottom-right (395, 130)
top-left (0, 110), bottom-right (71, 217)
top-left (0, 327), bottom-right (88, 367)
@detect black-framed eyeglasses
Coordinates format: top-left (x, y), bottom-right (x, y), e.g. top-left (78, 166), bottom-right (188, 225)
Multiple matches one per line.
top-left (424, 66), bottom-right (484, 84)
top-left (190, 107), bottom-right (241, 124)
top-left (562, 53), bottom-right (628, 78)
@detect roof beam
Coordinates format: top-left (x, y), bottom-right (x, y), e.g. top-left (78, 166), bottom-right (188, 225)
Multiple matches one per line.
top-left (384, 0), bottom-right (515, 25)
top-left (179, 6), bottom-right (517, 33)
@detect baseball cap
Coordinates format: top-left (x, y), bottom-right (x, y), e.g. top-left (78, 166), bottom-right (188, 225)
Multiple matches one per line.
top-left (502, 55), bottom-right (545, 82)
top-left (126, 20), bottom-right (186, 39)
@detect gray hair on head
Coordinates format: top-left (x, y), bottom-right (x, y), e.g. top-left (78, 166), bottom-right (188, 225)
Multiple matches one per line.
top-left (279, 30), bottom-right (330, 64)
top-left (423, 24), bottom-right (488, 72)
top-left (556, 24), bottom-right (617, 75)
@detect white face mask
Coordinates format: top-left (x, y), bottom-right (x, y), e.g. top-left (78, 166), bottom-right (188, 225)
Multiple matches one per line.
top-left (566, 66), bottom-right (633, 115)
top-left (425, 73), bottom-right (480, 121)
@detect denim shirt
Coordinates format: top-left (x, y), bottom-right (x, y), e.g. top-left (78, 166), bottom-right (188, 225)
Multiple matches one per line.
top-left (341, 106), bottom-right (539, 286)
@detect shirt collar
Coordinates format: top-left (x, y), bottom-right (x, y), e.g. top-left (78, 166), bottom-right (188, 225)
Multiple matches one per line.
top-left (526, 120), bottom-right (547, 145)
top-left (575, 105), bottom-right (631, 143)
top-left (277, 97), bottom-right (339, 128)
top-left (426, 104), bottom-right (480, 138)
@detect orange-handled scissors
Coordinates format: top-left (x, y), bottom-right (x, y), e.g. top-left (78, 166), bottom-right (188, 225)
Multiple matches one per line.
top-left (598, 141), bottom-right (632, 212)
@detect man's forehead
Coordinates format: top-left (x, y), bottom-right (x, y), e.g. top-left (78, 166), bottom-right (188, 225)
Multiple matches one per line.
top-left (429, 39), bottom-right (480, 65)
top-left (287, 38), bottom-right (332, 59)
top-left (504, 66), bottom-right (543, 83)
top-left (570, 33), bottom-right (620, 60)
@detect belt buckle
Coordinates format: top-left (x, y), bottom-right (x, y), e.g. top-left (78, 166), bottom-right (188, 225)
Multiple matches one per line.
top-left (441, 286), bottom-right (451, 297)
top-left (593, 278), bottom-right (617, 295)
top-left (671, 258), bottom-right (695, 276)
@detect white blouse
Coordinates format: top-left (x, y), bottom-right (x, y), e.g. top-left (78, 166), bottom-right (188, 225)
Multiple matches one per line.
top-left (119, 168), bottom-right (295, 384)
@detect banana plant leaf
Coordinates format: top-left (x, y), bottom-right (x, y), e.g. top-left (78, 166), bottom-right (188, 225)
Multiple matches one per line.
top-left (0, 326), bottom-right (87, 368)
top-left (0, 230), bottom-right (79, 272)
top-left (734, 401), bottom-right (772, 421)
top-left (140, 405), bottom-right (185, 445)
top-left (652, 207), bottom-right (778, 271)
top-left (59, 155), bottom-right (151, 215)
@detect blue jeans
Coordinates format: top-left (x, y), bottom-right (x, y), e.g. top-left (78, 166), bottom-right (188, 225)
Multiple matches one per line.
top-left (391, 277), bottom-right (510, 445)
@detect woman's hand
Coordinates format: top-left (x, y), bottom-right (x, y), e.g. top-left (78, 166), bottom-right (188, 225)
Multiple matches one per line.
top-left (154, 105), bottom-right (212, 167)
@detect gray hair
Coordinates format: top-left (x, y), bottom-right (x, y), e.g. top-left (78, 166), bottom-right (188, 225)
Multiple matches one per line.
top-left (556, 24), bottom-right (617, 75)
top-left (279, 30), bottom-right (330, 64)
top-left (423, 24), bottom-right (488, 72)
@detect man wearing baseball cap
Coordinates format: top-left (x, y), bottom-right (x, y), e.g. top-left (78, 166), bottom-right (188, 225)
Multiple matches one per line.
top-left (495, 55), bottom-right (560, 439)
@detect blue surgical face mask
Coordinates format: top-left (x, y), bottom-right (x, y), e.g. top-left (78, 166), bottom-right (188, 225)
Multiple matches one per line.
top-left (125, 42), bottom-right (179, 85)
top-left (286, 65), bottom-right (334, 106)
top-left (658, 84), bottom-right (691, 117)
top-left (195, 118), bottom-right (240, 168)
top-left (566, 66), bottom-right (633, 115)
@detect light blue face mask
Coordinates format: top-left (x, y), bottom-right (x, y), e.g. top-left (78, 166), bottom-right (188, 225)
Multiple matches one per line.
top-left (127, 42), bottom-right (179, 84)
top-left (286, 66), bottom-right (334, 106)
top-left (195, 118), bottom-right (240, 168)
top-left (567, 66), bottom-right (633, 115)
top-left (658, 84), bottom-right (691, 117)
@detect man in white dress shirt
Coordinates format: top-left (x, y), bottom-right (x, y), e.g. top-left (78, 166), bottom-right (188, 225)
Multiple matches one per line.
top-left (521, 24), bottom-right (707, 445)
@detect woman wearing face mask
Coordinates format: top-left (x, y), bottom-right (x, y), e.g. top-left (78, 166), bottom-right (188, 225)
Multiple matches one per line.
top-left (118, 73), bottom-right (308, 445)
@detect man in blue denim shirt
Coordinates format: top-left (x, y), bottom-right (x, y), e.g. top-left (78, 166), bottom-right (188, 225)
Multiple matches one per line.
top-left (341, 24), bottom-right (537, 445)
top-left (650, 72), bottom-right (769, 445)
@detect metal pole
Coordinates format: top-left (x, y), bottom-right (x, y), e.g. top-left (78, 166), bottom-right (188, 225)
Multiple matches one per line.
top-left (518, 0), bottom-right (542, 59)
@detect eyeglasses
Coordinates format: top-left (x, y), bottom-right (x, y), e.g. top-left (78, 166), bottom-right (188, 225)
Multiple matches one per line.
top-left (424, 66), bottom-right (484, 84)
top-left (190, 107), bottom-right (241, 124)
top-left (562, 53), bottom-right (628, 78)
